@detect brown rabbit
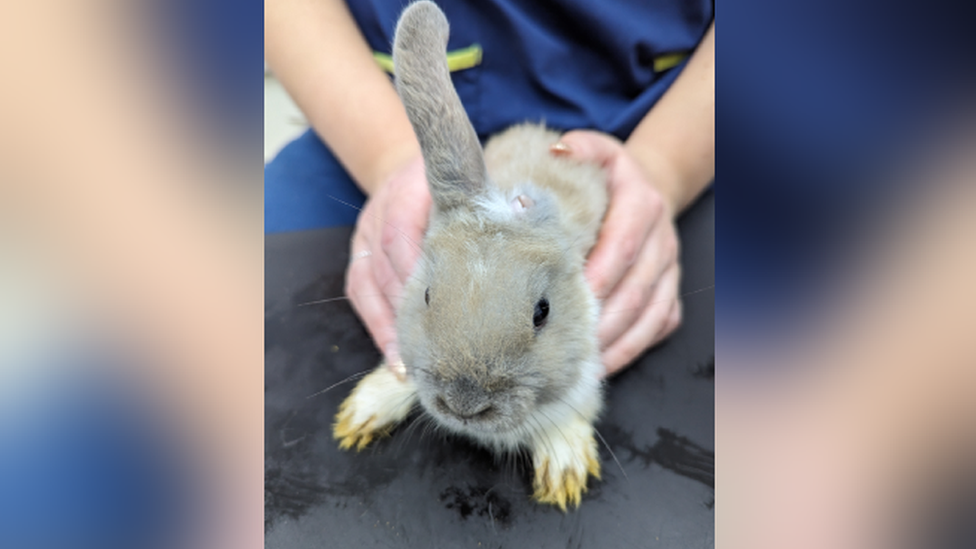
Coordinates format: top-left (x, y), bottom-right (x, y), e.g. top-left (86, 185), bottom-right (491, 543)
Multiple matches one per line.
top-left (334, 1), bottom-right (608, 511)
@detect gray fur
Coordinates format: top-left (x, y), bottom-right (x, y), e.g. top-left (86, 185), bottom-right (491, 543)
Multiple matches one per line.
top-left (392, 1), bottom-right (608, 452)
top-left (393, 1), bottom-right (488, 211)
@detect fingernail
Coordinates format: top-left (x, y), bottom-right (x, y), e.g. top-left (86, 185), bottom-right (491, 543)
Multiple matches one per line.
top-left (389, 359), bottom-right (407, 382)
top-left (550, 141), bottom-right (572, 156)
top-left (385, 342), bottom-right (407, 381)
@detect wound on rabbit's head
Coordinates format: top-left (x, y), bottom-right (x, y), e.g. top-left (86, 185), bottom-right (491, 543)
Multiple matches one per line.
top-left (472, 185), bottom-right (558, 226)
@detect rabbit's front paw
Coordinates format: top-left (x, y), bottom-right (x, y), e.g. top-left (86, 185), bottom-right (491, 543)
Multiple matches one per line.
top-left (333, 364), bottom-right (417, 451)
top-left (530, 415), bottom-right (601, 511)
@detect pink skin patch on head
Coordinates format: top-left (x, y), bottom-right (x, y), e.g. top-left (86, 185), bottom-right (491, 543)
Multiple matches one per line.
top-left (511, 194), bottom-right (535, 212)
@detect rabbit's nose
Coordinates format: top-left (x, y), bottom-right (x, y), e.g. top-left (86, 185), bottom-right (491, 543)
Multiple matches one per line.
top-left (435, 394), bottom-right (494, 420)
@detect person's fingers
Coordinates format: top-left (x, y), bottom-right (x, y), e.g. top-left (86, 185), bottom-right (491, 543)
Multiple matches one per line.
top-left (345, 239), bottom-right (398, 361)
top-left (596, 223), bottom-right (677, 350)
top-left (381, 191), bottom-right (430, 286)
top-left (553, 129), bottom-right (680, 376)
top-left (585, 161), bottom-right (665, 299)
top-left (380, 162), bottom-right (431, 285)
top-left (554, 131), bottom-right (670, 301)
top-left (351, 198), bottom-right (405, 313)
top-left (657, 294), bottom-right (683, 342)
top-left (371, 244), bottom-right (406, 310)
top-left (601, 261), bottom-right (682, 377)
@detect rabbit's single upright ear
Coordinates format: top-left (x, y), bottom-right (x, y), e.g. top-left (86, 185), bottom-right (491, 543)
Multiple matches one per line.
top-left (393, 1), bottom-right (487, 211)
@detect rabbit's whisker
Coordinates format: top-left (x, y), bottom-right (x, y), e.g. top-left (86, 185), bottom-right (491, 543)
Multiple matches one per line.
top-left (421, 411), bottom-right (440, 443)
top-left (400, 408), bottom-right (428, 445)
top-left (389, 400), bottom-right (422, 456)
top-left (592, 424), bottom-right (628, 480)
top-left (295, 295), bottom-right (353, 307)
top-left (600, 284), bottom-right (714, 316)
top-left (676, 284), bottom-right (715, 299)
top-left (305, 369), bottom-right (372, 399)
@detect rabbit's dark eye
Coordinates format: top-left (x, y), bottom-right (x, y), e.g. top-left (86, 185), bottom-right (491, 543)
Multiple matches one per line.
top-left (425, 287), bottom-right (430, 306)
top-left (533, 298), bottom-right (549, 329)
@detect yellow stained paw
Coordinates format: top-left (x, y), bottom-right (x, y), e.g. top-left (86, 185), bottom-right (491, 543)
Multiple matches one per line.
top-left (332, 397), bottom-right (391, 451)
top-left (331, 365), bottom-right (418, 452)
top-left (531, 438), bottom-right (601, 511)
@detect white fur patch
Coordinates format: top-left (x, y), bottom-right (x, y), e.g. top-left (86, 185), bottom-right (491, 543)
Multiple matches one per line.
top-left (467, 256), bottom-right (489, 282)
top-left (530, 412), bottom-right (596, 474)
top-left (474, 184), bottom-right (537, 222)
top-left (473, 187), bottom-right (512, 221)
top-left (339, 366), bottom-right (418, 431)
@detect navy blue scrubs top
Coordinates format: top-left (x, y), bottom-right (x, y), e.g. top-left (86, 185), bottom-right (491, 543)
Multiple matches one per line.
top-left (266, 0), bottom-right (713, 233)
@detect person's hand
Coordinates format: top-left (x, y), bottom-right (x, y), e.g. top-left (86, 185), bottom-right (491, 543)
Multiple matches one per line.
top-left (345, 155), bottom-right (430, 380)
top-left (553, 130), bottom-right (683, 377)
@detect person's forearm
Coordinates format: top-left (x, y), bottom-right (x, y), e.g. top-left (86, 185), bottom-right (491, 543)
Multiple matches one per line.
top-left (625, 23), bottom-right (714, 215)
top-left (265, 0), bottom-right (420, 194)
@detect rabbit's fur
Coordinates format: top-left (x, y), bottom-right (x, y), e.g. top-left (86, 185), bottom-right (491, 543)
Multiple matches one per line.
top-left (334, 1), bottom-right (608, 511)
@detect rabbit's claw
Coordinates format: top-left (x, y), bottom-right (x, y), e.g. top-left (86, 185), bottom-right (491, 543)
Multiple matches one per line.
top-left (530, 416), bottom-right (601, 511)
top-left (333, 364), bottom-right (417, 451)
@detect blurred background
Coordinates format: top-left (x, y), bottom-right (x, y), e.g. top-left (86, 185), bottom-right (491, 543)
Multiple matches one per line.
top-left (717, 0), bottom-right (976, 547)
top-left (0, 1), bottom-right (263, 548)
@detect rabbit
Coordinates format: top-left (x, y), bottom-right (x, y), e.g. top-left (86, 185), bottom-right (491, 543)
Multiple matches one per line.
top-left (333, 0), bottom-right (608, 511)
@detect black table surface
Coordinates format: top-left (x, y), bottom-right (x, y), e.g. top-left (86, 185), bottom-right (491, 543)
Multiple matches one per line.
top-left (265, 190), bottom-right (715, 548)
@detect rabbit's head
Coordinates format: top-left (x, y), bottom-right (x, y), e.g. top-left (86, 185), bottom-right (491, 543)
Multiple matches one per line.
top-left (393, 2), bottom-right (600, 442)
